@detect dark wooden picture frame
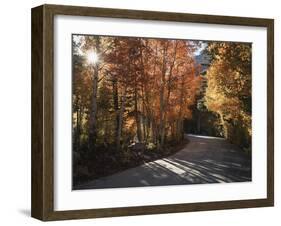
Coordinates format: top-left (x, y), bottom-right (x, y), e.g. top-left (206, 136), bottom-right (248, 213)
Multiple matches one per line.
top-left (31, 4), bottom-right (274, 221)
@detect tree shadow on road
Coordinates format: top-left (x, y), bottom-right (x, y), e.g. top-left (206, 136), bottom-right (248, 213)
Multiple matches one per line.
top-left (78, 154), bottom-right (251, 189)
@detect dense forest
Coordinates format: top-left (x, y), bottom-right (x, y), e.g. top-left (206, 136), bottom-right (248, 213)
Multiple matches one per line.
top-left (72, 35), bottom-right (252, 187)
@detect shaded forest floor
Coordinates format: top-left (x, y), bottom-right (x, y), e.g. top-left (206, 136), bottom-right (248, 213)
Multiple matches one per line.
top-left (73, 139), bottom-right (189, 188)
top-left (74, 134), bottom-right (251, 190)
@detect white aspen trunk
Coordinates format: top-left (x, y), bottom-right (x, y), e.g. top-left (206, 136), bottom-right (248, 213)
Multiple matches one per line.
top-left (88, 37), bottom-right (100, 151)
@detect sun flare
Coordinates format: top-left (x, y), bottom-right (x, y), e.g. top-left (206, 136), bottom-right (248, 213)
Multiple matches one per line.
top-left (86, 50), bottom-right (99, 65)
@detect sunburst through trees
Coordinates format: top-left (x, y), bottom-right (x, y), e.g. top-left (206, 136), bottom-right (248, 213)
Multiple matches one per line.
top-left (72, 35), bottom-right (252, 189)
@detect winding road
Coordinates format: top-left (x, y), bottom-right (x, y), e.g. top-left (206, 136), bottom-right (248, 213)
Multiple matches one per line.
top-left (76, 134), bottom-right (252, 189)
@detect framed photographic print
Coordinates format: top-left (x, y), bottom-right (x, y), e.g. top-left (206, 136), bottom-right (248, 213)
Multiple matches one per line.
top-left (31, 4), bottom-right (274, 221)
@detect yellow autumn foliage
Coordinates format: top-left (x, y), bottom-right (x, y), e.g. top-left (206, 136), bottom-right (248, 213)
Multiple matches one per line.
top-left (205, 42), bottom-right (252, 150)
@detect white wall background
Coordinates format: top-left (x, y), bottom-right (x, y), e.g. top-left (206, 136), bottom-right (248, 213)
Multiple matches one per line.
top-left (0, 0), bottom-right (279, 225)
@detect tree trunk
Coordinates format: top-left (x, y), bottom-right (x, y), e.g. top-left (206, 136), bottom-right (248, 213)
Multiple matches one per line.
top-left (74, 95), bottom-right (80, 149)
top-left (177, 72), bottom-right (185, 142)
top-left (134, 81), bottom-right (142, 142)
top-left (112, 77), bottom-right (119, 146)
top-left (197, 111), bottom-right (201, 134)
top-left (159, 43), bottom-right (168, 149)
top-left (164, 43), bottom-right (177, 143)
top-left (77, 105), bottom-right (83, 148)
top-left (141, 88), bottom-right (147, 142)
top-left (117, 89), bottom-right (126, 150)
top-left (176, 119), bottom-right (184, 141)
top-left (88, 37), bottom-right (100, 151)
top-left (159, 85), bottom-right (165, 149)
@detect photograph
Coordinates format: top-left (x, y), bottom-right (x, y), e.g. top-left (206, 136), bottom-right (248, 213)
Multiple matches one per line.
top-left (71, 34), bottom-right (252, 190)
top-left (31, 4), bottom-right (274, 221)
